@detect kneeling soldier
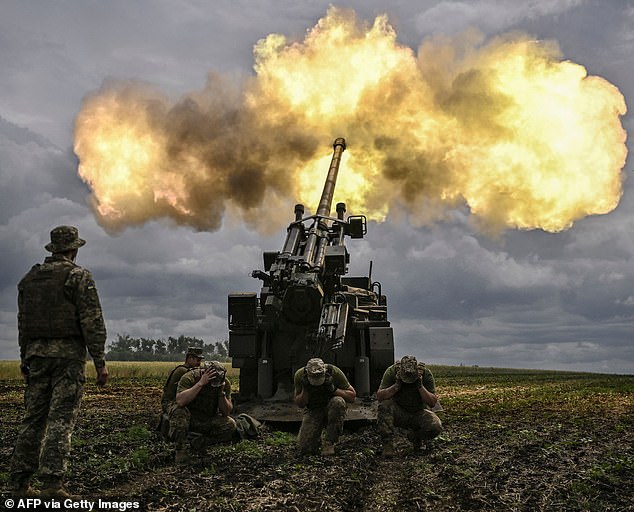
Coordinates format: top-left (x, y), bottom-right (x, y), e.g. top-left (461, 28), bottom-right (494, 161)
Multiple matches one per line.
top-left (159, 347), bottom-right (204, 444)
top-left (170, 361), bottom-right (236, 463)
top-left (377, 355), bottom-right (442, 456)
top-left (294, 358), bottom-right (356, 456)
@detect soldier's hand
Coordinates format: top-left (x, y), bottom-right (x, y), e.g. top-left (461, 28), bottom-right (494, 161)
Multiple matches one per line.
top-left (415, 375), bottom-right (423, 389)
top-left (20, 362), bottom-right (30, 383)
top-left (199, 367), bottom-right (216, 386)
top-left (96, 365), bottom-right (109, 387)
top-left (210, 369), bottom-right (226, 388)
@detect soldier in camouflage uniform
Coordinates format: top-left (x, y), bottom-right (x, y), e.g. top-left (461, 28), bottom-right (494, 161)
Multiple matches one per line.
top-left (160, 347), bottom-right (204, 421)
top-left (159, 347), bottom-right (204, 460)
top-left (377, 355), bottom-right (442, 456)
top-left (294, 358), bottom-right (356, 456)
top-left (10, 226), bottom-right (108, 497)
top-left (171, 360), bottom-right (236, 463)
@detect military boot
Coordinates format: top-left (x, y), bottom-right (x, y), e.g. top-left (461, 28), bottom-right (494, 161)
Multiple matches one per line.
top-left (407, 431), bottom-right (422, 452)
top-left (321, 441), bottom-right (335, 456)
top-left (175, 448), bottom-right (191, 464)
top-left (40, 479), bottom-right (78, 499)
top-left (381, 441), bottom-right (394, 457)
top-left (10, 474), bottom-right (39, 497)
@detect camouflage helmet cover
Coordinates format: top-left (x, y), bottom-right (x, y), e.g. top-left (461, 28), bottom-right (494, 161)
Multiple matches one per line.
top-left (306, 357), bottom-right (326, 386)
top-left (399, 355), bottom-right (419, 383)
top-left (45, 225), bottom-right (86, 253)
top-left (202, 360), bottom-right (227, 387)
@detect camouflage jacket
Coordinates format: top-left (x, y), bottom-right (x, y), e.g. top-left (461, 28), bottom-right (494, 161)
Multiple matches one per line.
top-left (18, 254), bottom-right (107, 369)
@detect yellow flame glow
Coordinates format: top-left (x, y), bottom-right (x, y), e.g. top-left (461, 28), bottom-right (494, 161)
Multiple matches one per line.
top-left (74, 7), bottom-right (627, 234)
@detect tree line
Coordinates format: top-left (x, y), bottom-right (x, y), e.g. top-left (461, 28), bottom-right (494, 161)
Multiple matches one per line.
top-left (107, 334), bottom-right (230, 362)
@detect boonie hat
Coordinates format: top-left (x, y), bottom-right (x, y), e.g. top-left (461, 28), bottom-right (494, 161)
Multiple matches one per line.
top-left (45, 225), bottom-right (86, 253)
top-left (186, 347), bottom-right (205, 359)
top-left (399, 355), bottom-right (419, 383)
top-left (306, 358), bottom-right (326, 386)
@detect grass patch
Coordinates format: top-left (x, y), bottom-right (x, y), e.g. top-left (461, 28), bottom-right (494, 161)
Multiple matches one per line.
top-left (127, 425), bottom-right (152, 440)
top-left (265, 431), bottom-right (296, 447)
top-left (214, 440), bottom-right (266, 459)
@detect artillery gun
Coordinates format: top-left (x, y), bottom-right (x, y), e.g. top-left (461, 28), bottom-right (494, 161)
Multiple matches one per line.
top-left (228, 138), bottom-right (394, 421)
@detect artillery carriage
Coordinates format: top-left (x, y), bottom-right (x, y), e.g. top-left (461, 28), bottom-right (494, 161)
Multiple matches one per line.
top-left (228, 138), bottom-right (394, 420)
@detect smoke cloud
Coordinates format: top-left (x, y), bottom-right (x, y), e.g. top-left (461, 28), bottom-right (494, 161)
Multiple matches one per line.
top-left (74, 7), bottom-right (627, 234)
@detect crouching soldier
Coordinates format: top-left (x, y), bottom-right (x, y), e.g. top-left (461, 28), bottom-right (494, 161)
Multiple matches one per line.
top-left (377, 355), bottom-right (442, 456)
top-left (294, 358), bottom-right (356, 456)
top-left (159, 347), bottom-right (204, 441)
top-left (169, 361), bottom-right (236, 463)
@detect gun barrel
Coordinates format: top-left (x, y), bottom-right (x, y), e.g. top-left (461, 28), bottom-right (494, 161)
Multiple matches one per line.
top-left (316, 138), bottom-right (346, 217)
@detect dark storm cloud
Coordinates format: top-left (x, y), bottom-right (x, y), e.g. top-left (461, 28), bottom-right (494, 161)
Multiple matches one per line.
top-left (357, 207), bottom-right (634, 373)
top-left (0, 1), bottom-right (632, 372)
top-left (358, 221), bottom-right (568, 319)
top-left (0, 116), bottom-right (89, 224)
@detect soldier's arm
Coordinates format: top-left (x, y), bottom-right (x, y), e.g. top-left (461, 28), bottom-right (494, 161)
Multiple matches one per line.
top-left (217, 381), bottom-right (233, 416)
top-left (332, 368), bottom-right (356, 403)
top-left (376, 367), bottom-right (399, 401)
top-left (16, 286), bottom-right (30, 381)
top-left (418, 385), bottom-right (438, 408)
top-left (334, 385), bottom-right (356, 403)
top-left (17, 285), bottom-right (26, 363)
top-left (175, 368), bottom-right (213, 407)
top-left (418, 370), bottom-right (438, 408)
top-left (70, 269), bottom-right (107, 370)
top-left (376, 384), bottom-right (400, 401)
top-left (293, 369), bottom-right (309, 408)
top-left (294, 389), bottom-right (309, 408)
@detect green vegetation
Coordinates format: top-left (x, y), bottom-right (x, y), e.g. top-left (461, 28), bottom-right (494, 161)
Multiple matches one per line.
top-left (107, 334), bottom-right (230, 362)
top-left (265, 431), bottom-right (297, 447)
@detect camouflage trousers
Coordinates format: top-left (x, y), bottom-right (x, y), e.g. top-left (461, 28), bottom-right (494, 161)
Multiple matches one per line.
top-left (10, 357), bottom-right (85, 485)
top-left (377, 399), bottom-right (442, 442)
top-left (297, 396), bottom-right (347, 455)
top-left (165, 402), bottom-right (237, 450)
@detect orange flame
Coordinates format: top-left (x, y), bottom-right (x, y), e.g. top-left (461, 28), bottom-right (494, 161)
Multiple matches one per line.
top-left (74, 7), bottom-right (627, 234)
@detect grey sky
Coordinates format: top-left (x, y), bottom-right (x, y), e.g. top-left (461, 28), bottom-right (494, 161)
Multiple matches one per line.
top-left (0, 1), bottom-right (632, 373)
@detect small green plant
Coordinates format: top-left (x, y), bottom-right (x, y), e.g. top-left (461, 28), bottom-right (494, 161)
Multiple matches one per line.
top-left (201, 464), bottom-right (217, 477)
top-left (265, 431), bottom-right (296, 446)
top-left (127, 425), bottom-right (152, 440)
top-left (131, 447), bottom-right (150, 465)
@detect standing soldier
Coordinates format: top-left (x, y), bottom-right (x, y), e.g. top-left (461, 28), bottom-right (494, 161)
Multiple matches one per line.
top-left (377, 355), bottom-right (442, 456)
top-left (294, 358), bottom-right (356, 456)
top-left (10, 226), bottom-right (109, 497)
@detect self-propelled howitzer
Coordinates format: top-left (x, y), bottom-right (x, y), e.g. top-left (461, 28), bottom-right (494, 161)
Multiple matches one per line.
top-left (228, 138), bottom-right (394, 421)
